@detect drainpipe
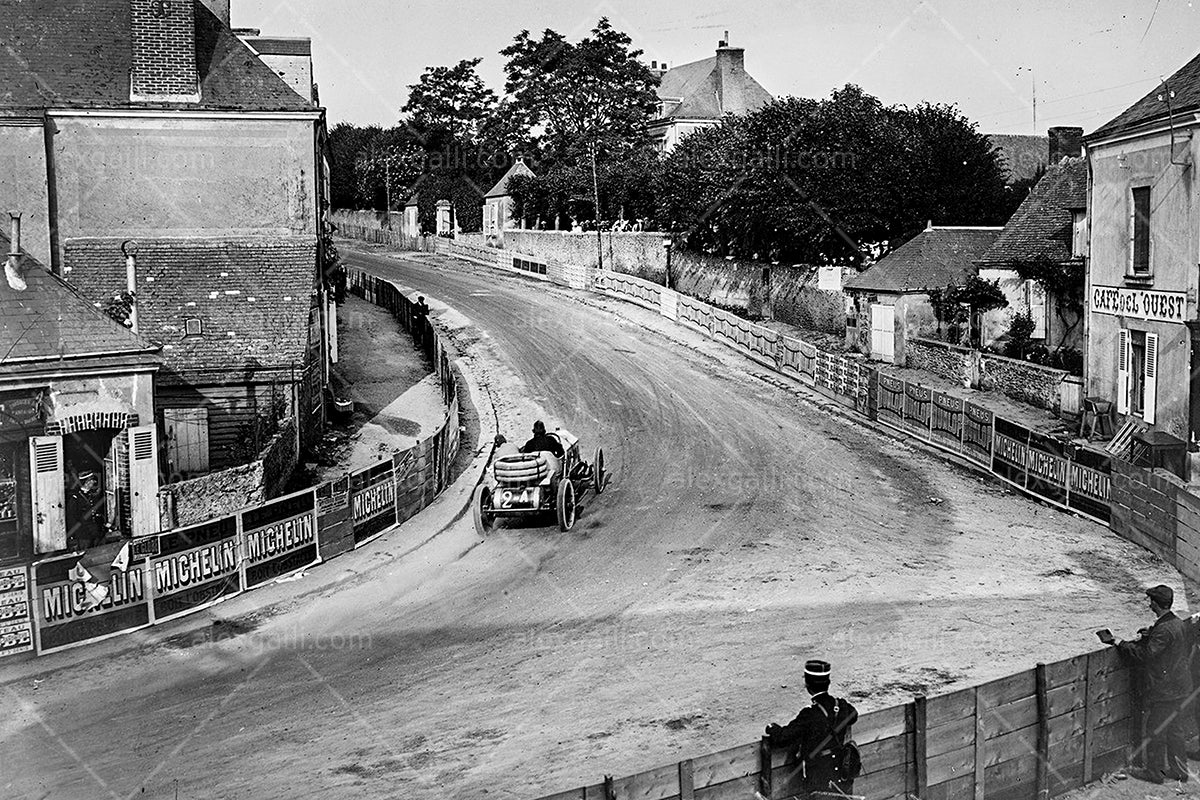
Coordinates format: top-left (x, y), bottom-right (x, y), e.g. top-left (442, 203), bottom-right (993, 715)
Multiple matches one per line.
top-left (121, 240), bottom-right (139, 333)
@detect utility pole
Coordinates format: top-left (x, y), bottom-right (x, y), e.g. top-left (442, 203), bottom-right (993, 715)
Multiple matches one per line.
top-left (590, 140), bottom-right (604, 273)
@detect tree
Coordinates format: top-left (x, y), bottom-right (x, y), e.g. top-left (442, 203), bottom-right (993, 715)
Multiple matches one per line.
top-left (501, 18), bottom-right (660, 245)
top-left (401, 58), bottom-right (498, 144)
top-left (929, 276), bottom-right (1008, 346)
top-left (353, 127), bottom-right (424, 211)
top-left (501, 19), bottom-right (658, 162)
top-left (655, 86), bottom-right (1014, 265)
top-left (328, 122), bottom-right (383, 209)
top-left (1005, 312), bottom-right (1036, 359)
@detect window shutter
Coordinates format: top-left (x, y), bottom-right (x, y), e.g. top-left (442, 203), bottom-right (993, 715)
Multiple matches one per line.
top-left (29, 436), bottom-right (65, 553)
top-left (127, 425), bottom-right (160, 537)
top-left (1144, 332), bottom-right (1159, 424)
top-left (1117, 329), bottom-right (1131, 415)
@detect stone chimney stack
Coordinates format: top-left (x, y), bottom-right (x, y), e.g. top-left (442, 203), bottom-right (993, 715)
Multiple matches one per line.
top-left (130, 0), bottom-right (200, 103)
top-left (715, 33), bottom-right (746, 115)
top-left (1048, 126), bottom-right (1084, 164)
top-left (200, 0), bottom-right (231, 26)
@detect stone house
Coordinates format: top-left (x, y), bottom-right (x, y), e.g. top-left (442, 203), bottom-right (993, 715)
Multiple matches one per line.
top-left (975, 152), bottom-right (1087, 350)
top-left (844, 225), bottom-right (1001, 364)
top-left (0, 0), bottom-right (332, 478)
top-left (647, 34), bottom-right (773, 152)
top-left (483, 160), bottom-right (535, 239)
top-left (1084, 50), bottom-right (1200, 441)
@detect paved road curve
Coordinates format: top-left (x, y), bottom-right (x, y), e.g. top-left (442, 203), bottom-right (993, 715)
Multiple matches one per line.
top-left (3, 246), bottom-right (1175, 800)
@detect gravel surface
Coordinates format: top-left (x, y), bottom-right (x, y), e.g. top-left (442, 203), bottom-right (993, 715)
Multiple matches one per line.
top-left (2, 246), bottom-right (1185, 800)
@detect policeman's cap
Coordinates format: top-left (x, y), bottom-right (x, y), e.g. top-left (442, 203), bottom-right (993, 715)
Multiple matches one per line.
top-left (804, 659), bottom-right (832, 678)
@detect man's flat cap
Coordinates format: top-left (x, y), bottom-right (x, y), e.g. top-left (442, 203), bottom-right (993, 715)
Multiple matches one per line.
top-left (1147, 585), bottom-right (1174, 608)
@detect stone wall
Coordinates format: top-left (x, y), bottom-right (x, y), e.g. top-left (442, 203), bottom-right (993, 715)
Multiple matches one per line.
top-left (262, 419), bottom-right (298, 498)
top-left (159, 418), bottom-right (297, 530)
top-left (979, 352), bottom-right (1069, 411)
top-left (905, 337), bottom-right (972, 386)
top-left (502, 230), bottom-right (667, 278)
top-left (160, 461), bottom-right (264, 530)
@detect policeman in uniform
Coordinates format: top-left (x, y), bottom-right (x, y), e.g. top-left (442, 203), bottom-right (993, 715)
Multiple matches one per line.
top-left (766, 659), bottom-right (859, 799)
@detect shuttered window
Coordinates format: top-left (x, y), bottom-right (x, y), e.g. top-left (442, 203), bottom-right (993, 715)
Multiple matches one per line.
top-left (1132, 186), bottom-right (1151, 274)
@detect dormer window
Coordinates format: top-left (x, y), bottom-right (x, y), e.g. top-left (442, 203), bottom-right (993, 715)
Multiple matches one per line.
top-left (1070, 209), bottom-right (1087, 258)
top-left (184, 318), bottom-right (203, 336)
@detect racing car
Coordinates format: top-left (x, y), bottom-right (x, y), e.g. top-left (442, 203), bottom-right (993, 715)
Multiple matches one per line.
top-left (472, 427), bottom-right (605, 535)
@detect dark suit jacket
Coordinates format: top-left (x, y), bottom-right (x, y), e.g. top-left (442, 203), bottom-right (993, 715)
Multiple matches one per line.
top-left (1118, 611), bottom-right (1193, 702)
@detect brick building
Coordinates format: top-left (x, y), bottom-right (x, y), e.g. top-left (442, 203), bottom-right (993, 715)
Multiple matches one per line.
top-left (0, 0), bottom-right (332, 479)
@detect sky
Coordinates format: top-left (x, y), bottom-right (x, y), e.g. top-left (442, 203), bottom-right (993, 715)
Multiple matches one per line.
top-left (234, 0), bottom-right (1200, 135)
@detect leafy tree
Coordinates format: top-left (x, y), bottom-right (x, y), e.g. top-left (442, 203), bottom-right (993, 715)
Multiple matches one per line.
top-left (353, 127), bottom-right (424, 211)
top-left (655, 86), bottom-right (1014, 265)
top-left (501, 18), bottom-right (658, 161)
top-left (328, 122), bottom-right (383, 209)
top-left (929, 276), bottom-right (1008, 346)
top-left (401, 58), bottom-right (498, 144)
top-left (501, 18), bottom-right (660, 238)
top-left (1005, 312), bottom-right (1036, 359)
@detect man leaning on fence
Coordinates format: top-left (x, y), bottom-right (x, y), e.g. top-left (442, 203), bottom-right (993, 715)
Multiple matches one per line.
top-left (766, 659), bottom-right (860, 799)
top-left (1100, 584), bottom-right (1193, 783)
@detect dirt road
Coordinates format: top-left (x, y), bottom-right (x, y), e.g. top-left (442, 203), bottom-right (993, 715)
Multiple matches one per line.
top-left (2, 247), bottom-right (1183, 800)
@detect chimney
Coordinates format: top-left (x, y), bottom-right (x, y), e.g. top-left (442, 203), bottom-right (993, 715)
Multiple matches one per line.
top-left (130, 0), bottom-right (200, 103)
top-left (199, 0), bottom-right (231, 26)
top-left (5, 211), bottom-right (26, 292)
top-left (1048, 126), bottom-right (1083, 164)
top-left (715, 34), bottom-right (746, 115)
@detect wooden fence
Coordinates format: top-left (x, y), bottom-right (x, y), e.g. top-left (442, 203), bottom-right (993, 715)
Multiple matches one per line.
top-left (536, 647), bottom-right (1135, 800)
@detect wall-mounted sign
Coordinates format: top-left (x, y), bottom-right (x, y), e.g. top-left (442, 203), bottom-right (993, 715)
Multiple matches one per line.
top-left (1091, 285), bottom-right (1188, 323)
top-left (0, 389), bottom-right (47, 436)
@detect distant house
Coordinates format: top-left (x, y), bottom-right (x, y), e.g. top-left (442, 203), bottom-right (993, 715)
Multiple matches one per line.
top-left (975, 155), bottom-right (1087, 350)
top-left (483, 160), bottom-right (535, 237)
top-left (844, 225), bottom-right (1002, 364)
top-left (648, 34), bottom-right (773, 152)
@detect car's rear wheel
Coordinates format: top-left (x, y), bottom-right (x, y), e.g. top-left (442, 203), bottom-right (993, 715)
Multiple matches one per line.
top-left (592, 447), bottom-right (606, 494)
top-left (557, 479), bottom-right (576, 532)
top-left (473, 485), bottom-right (496, 536)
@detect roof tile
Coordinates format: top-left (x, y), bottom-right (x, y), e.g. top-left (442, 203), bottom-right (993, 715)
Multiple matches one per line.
top-left (63, 237), bottom-right (317, 378)
top-left (977, 157), bottom-right (1086, 266)
top-left (844, 227), bottom-right (1001, 294)
top-left (0, 0), bottom-right (313, 112)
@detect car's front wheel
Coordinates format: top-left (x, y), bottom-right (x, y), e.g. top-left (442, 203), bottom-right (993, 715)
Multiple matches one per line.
top-left (557, 479), bottom-right (576, 532)
top-left (473, 485), bottom-right (496, 536)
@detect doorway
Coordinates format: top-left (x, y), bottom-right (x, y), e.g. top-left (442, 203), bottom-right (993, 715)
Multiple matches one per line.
top-left (62, 428), bottom-right (120, 549)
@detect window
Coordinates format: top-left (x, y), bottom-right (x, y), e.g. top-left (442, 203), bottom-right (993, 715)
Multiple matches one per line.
top-left (1130, 331), bottom-right (1146, 416)
top-left (1117, 328), bottom-right (1160, 423)
top-left (1071, 209), bottom-right (1087, 259)
top-left (1131, 186), bottom-right (1151, 274)
top-left (184, 318), bottom-right (203, 336)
